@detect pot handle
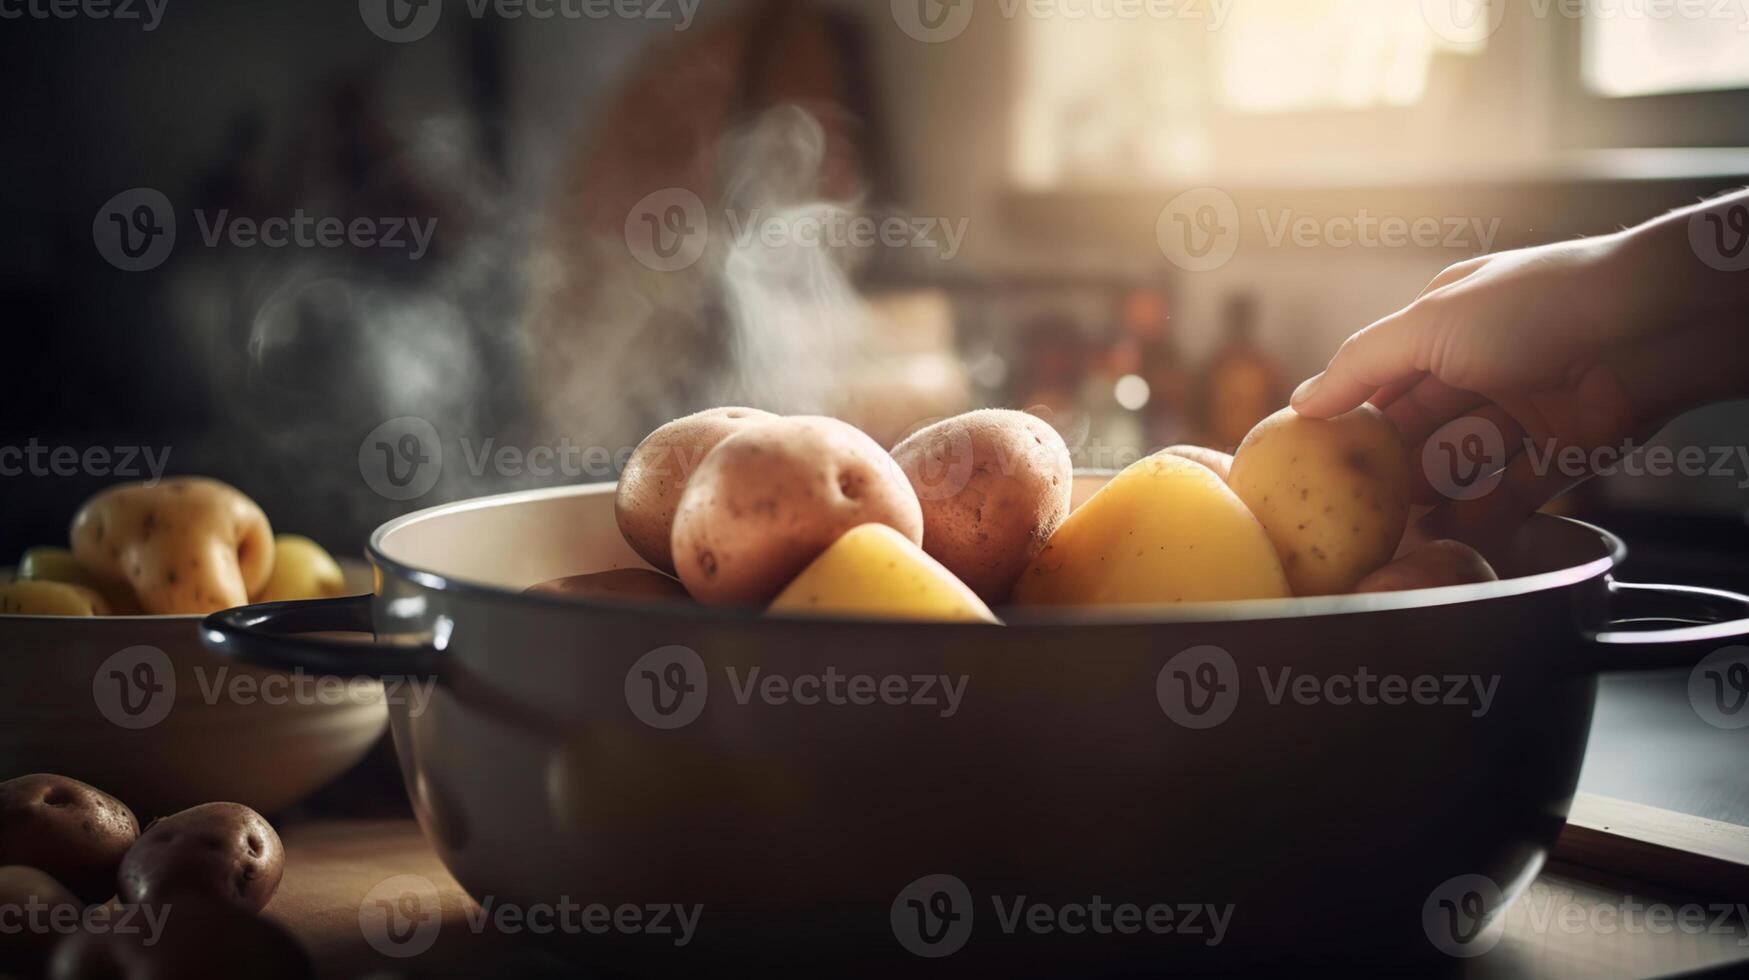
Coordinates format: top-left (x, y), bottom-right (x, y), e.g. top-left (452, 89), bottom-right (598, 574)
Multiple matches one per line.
top-left (1587, 579), bottom-right (1749, 670)
top-left (200, 594), bottom-right (446, 682)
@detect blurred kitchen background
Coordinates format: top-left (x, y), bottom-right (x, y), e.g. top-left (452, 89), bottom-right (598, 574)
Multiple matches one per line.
top-left (3, 0), bottom-right (1749, 563)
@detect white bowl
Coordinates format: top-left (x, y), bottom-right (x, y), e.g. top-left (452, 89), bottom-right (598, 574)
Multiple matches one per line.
top-left (0, 561), bottom-right (385, 819)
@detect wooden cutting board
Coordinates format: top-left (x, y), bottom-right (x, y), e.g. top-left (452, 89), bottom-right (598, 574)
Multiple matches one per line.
top-left (266, 815), bottom-right (1749, 979)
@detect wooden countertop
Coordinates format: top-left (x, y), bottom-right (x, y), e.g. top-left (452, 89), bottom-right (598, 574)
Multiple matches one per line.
top-left (265, 818), bottom-right (1749, 979)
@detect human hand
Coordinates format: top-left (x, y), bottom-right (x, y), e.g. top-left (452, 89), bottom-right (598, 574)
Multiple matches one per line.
top-left (1290, 191), bottom-right (1749, 552)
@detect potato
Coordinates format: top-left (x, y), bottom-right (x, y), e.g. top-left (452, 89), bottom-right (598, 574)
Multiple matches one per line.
top-left (16, 548), bottom-right (140, 614)
top-left (250, 535), bottom-right (346, 603)
top-left (0, 866), bottom-right (82, 973)
top-left (616, 407), bottom-right (777, 575)
top-left (1157, 445), bottom-right (1234, 482)
top-left (117, 803), bottom-right (282, 914)
top-left (890, 410), bottom-right (1072, 604)
top-left (1228, 405), bottom-right (1411, 596)
top-left (526, 568), bottom-right (692, 603)
top-left (0, 775), bottom-right (139, 903)
top-left (1012, 454), bottom-right (1290, 606)
top-left (48, 900), bottom-right (310, 980)
top-left (671, 416), bottom-right (924, 606)
top-left (1353, 539), bottom-right (1498, 594)
top-left (71, 477), bottom-right (274, 615)
top-left (769, 524), bottom-right (999, 623)
top-left (0, 581), bottom-right (110, 617)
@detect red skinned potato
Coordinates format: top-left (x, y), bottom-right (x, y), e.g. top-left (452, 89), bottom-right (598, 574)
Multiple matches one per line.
top-left (1353, 539), bottom-right (1498, 594)
top-left (70, 477), bottom-right (274, 615)
top-left (0, 866), bottom-right (82, 972)
top-left (891, 410), bottom-right (1072, 603)
top-left (117, 803), bottom-right (283, 914)
top-left (671, 416), bottom-right (924, 606)
top-left (1157, 445), bottom-right (1234, 483)
top-left (615, 407), bottom-right (777, 574)
top-left (0, 775), bottom-right (139, 904)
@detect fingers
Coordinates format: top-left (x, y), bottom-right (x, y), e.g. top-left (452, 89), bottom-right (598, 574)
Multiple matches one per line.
top-left (1294, 257), bottom-right (1490, 420)
top-left (1382, 377), bottom-right (1487, 447)
top-left (1409, 403), bottom-right (1525, 505)
top-left (1367, 373), bottom-right (1426, 412)
top-left (1417, 448), bottom-right (1586, 560)
top-left (1291, 302), bottom-right (1440, 418)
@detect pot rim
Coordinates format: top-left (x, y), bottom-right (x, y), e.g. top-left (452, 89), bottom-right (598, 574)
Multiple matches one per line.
top-left (366, 481), bottom-right (1626, 627)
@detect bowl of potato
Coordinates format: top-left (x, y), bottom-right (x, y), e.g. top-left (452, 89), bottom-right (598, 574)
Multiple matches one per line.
top-left (201, 408), bottom-right (1749, 973)
top-left (1, 478), bottom-right (388, 818)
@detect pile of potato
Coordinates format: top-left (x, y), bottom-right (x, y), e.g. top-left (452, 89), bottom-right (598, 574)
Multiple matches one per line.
top-left (543, 403), bottom-right (1496, 622)
top-left (1, 477), bottom-right (348, 617)
top-left (0, 773), bottom-right (305, 979)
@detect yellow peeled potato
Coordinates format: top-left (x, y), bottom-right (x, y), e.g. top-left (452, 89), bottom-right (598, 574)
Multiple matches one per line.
top-left (770, 524), bottom-right (998, 623)
top-left (1228, 405), bottom-right (1411, 596)
top-left (17, 546), bottom-right (141, 614)
top-left (251, 535), bottom-right (348, 603)
top-left (1011, 454), bottom-right (1290, 607)
top-left (1353, 540), bottom-right (1497, 594)
top-left (0, 580), bottom-right (111, 616)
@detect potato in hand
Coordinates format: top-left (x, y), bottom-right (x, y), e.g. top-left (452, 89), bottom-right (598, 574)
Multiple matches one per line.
top-left (1228, 405), bottom-right (1411, 596)
top-left (1012, 454), bottom-right (1290, 607)
top-left (770, 524), bottom-right (998, 623)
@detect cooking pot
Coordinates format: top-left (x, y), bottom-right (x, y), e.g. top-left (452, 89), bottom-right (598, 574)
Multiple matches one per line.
top-left (202, 475), bottom-right (1749, 975)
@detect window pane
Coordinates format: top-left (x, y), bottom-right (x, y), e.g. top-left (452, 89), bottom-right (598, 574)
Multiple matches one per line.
top-left (1584, 13), bottom-right (1749, 97)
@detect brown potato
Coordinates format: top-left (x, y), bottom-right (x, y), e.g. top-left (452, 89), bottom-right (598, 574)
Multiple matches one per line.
top-left (615, 407), bottom-right (777, 575)
top-left (526, 568), bottom-right (692, 603)
top-left (671, 416), bottom-right (924, 606)
top-left (70, 477), bottom-right (274, 615)
top-left (0, 866), bottom-right (82, 973)
top-left (1353, 539), bottom-right (1498, 594)
top-left (1157, 445), bottom-right (1234, 483)
top-left (891, 410), bottom-right (1072, 603)
top-left (116, 803), bottom-right (282, 914)
top-left (48, 899), bottom-right (310, 980)
top-left (0, 775), bottom-right (138, 903)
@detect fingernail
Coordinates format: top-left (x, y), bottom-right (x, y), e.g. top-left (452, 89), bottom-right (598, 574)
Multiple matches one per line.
top-left (1291, 373), bottom-right (1324, 408)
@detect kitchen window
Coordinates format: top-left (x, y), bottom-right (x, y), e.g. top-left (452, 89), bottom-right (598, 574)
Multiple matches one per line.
top-left (1012, 0), bottom-right (1749, 188)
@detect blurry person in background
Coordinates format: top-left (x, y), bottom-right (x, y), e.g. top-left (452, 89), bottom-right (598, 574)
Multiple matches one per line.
top-left (1200, 292), bottom-right (1283, 451)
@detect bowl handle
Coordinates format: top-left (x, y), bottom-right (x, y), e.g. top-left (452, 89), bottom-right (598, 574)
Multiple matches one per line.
top-left (201, 594), bottom-right (445, 682)
top-left (1587, 579), bottom-right (1749, 670)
